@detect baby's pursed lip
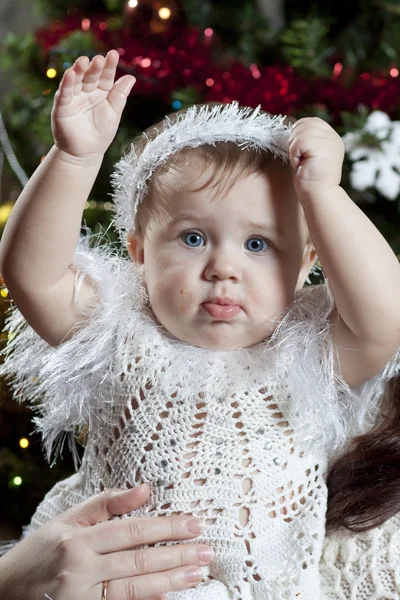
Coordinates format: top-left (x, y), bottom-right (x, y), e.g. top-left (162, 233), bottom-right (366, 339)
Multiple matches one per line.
top-left (203, 296), bottom-right (241, 307)
top-left (202, 299), bottom-right (242, 320)
top-left (201, 296), bottom-right (244, 319)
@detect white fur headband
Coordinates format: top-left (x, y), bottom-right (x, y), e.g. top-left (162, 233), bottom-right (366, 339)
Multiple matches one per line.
top-left (110, 101), bottom-right (293, 241)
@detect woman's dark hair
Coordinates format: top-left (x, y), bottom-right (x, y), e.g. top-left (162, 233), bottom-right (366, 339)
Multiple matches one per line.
top-left (326, 374), bottom-right (400, 532)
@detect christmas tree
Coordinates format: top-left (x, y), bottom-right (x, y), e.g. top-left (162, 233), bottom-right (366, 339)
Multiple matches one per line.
top-left (1, 0), bottom-right (400, 539)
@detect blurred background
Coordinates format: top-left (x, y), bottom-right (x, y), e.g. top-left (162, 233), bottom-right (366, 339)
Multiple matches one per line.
top-left (1, 0), bottom-right (400, 541)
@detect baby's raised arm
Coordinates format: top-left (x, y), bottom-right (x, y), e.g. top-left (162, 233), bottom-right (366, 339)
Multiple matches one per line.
top-left (0, 50), bottom-right (135, 346)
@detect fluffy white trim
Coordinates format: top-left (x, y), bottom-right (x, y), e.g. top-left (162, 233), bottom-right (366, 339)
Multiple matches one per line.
top-left (110, 101), bottom-right (292, 241)
top-left (1, 232), bottom-right (399, 469)
top-left (271, 279), bottom-right (400, 463)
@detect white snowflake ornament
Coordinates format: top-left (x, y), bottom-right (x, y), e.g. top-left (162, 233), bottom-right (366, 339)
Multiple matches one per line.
top-left (342, 110), bottom-right (400, 200)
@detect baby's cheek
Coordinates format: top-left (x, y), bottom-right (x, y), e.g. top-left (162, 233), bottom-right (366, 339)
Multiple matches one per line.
top-left (154, 266), bottom-right (195, 316)
top-left (176, 287), bottom-right (197, 317)
top-left (168, 272), bottom-right (196, 315)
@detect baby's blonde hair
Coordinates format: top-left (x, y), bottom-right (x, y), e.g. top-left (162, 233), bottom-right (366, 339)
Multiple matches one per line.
top-left (125, 102), bottom-right (310, 244)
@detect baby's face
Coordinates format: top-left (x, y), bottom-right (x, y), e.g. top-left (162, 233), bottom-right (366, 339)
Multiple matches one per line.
top-left (128, 162), bottom-right (317, 350)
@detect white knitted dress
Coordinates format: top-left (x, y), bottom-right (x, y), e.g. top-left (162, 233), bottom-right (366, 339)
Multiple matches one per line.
top-left (0, 237), bottom-right (399, 600)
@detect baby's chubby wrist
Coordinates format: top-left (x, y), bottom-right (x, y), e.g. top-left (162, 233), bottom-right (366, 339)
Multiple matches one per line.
top-left (294, 182), bottom-right (344, 206)
top-left (53, 144), bottom-right (105, 168)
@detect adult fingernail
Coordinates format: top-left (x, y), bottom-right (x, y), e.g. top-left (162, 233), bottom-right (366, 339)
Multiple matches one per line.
top-left (197, 546), bottom-right (214, 562)
top-left (187, 518), bottom-right (205, 534)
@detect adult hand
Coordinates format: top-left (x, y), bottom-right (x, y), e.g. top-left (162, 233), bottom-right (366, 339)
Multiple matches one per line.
top-left (0, 484), bottom-right (214, 600)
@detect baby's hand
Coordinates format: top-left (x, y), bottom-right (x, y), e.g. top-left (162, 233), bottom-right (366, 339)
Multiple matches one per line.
top-left (288, 117), bottom-right (345, 194)
top-left (51, 49), bottom-right (135, 159)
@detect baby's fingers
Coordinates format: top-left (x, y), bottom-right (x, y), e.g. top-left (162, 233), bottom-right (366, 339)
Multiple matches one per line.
top-left (72, 55), bottom-right (91, 95)
top-left (81, 54), bottom-right (106, 93)
top-left (53, 56), bottom-right (90, 107)
top-left (108, 75), bottom-right (136, 115)
top-left (53, 64), bottom-right (81, 109)
top-left (80, 50), bottom-right (119, 94)
top-left (53, 70), bottom-right (73, 109)
top-left (97, 49), bottom-right (121, 92)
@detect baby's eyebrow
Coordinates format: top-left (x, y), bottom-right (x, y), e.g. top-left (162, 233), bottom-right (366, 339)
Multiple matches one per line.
top-left (246, 221), bottom-right (285, 237)
top-left (171, 214), bottom-right (285, 237)
top-left (171, 214), bottom-right (200, 225)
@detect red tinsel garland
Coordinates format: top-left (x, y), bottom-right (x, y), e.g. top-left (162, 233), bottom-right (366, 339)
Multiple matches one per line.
top-left (35, 13), bottom-right (400, 119)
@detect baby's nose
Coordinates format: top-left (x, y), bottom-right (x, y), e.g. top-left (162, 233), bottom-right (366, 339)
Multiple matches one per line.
top-left (204, 253), bottom-right (241, 281)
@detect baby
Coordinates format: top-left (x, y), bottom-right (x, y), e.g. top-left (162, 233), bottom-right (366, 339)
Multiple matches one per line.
top-left (1, 49), bottom-right (400, 599)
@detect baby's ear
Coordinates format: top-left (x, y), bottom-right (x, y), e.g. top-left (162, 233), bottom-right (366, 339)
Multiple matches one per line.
top-left (296, 243), bottom-right (319, 291)
top-left (306, 245), bottom-right (318, 270)
top-left (127, 232), bottom-right (144, 264)
top-left (304, 245), bottom-right (319, 278)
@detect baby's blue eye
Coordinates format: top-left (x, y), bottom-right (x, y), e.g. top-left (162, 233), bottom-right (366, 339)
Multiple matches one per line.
top-left (182, 232), bottom-right (205, 247)
top-left (246, 237), bottom-right (269, 252)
